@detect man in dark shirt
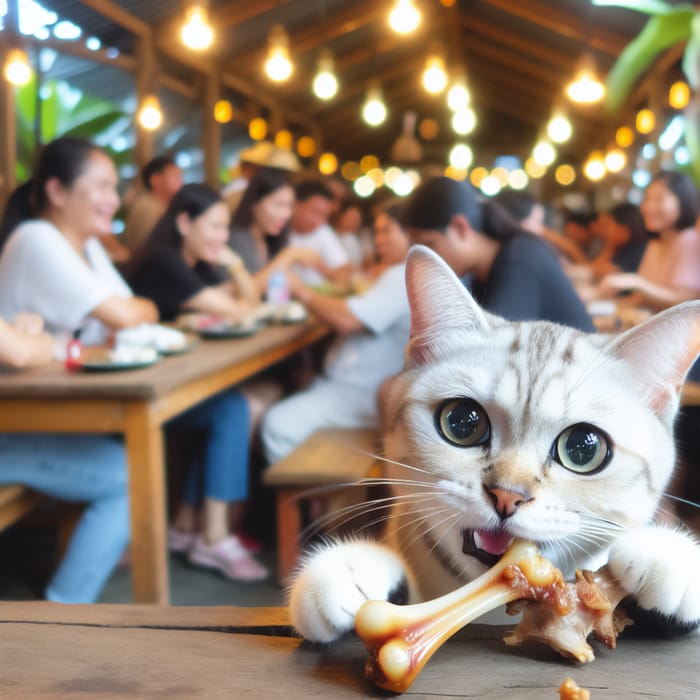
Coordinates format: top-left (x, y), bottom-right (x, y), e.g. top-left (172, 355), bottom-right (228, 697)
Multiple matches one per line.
top-left (401, 176), bottom-right (594, 332)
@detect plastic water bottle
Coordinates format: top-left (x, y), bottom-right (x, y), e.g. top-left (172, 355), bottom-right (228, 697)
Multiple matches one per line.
top-left (266, 268), bottom-right (290, 305)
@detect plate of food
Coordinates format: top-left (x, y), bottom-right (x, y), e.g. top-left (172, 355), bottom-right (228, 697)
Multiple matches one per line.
top-left (276, 300), bottom-right (308, 324)
top-left (80, 346), bottom-right (160, 372)
top-left (157, 332), bottom-right (199, 355)
top-left (197, 320), bottom-right (262, 339)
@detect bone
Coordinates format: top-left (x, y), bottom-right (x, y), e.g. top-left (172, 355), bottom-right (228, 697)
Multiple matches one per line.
top-left (354, 541), bottom-right (628, 693)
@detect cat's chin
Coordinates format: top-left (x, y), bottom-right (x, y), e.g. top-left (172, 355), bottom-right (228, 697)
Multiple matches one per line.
top-left (462, 528), bottom-right (515, 567)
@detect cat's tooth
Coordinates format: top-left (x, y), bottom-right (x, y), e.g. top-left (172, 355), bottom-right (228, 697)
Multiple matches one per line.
top-left (354, 540), bottom-right (562, 693)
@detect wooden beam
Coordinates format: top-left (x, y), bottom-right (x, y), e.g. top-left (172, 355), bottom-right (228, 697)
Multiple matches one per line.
top-left (213, 0), bottom-right (291, 28)
top-left (78, 0), bottom-right (150, 38)
top-left (202, 72), bottom-right (221, 188)
top-left (485, 0), bottom-right (628, 56)
top-left (0, 44), bottom-right (17, 209)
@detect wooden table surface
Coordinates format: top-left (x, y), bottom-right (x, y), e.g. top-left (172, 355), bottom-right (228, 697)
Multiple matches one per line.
top-left (0, 601), bottom-right (697, 698)
top-left (0, 320), bottom-right (328, 604)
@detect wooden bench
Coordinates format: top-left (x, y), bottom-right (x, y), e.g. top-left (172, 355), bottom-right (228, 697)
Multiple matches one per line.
top-left (0, 484), bottom-right (44, 532)
top-left (263, 427), bottom-right (382, 583)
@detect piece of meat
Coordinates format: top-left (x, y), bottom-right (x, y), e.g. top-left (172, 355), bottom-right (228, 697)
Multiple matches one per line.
top-left (559, 676), bottom-right (591, 700)
top-left (354, 541), bottom-right (628, 693)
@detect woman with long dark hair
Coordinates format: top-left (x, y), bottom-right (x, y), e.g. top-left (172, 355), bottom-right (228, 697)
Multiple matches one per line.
top-left (128, 183), bottom-right (258, 321)
top-left (598, 171), bottom-right (700, 310)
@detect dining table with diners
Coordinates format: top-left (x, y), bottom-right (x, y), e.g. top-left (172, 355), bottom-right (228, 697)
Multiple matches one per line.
top-left (0, 310), bottom-right (328, 604)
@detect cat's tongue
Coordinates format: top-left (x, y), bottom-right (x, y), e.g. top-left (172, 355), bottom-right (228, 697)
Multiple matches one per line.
top-left (473, 528), bottom-right (513, 556)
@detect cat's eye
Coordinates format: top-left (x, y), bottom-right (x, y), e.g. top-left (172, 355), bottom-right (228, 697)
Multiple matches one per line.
top-left (436, 398), bottom-right (490, 447)
top-left (552, 423), bottom-right (611, 474)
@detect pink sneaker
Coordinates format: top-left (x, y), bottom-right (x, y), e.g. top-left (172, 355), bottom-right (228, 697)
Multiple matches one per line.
top-left (188, 535), bottom-right (269, 581)
top-left (168, 528), bottom-right (197, 553)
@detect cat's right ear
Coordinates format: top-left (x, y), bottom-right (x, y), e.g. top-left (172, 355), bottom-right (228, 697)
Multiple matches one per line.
top-left (405, 245), bottom-right (490, 365)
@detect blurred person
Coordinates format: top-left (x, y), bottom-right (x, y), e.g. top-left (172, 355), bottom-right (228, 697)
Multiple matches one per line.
top-left (127, 183), bottom-right (258, 321)
top-left (496, 190), bottom-right (588, 264)
top-left (228, 168), bottom-right (327, 298)
top-left (588, 203), bottom-right (649, 279)
top-left (0, 137), bottom-right (158, 346)
top-left (261, 203), bottom-right (411, 463)
top-left (563, 211), bottom-right (600, 259)
top-left (598, 171), bottom-right (700, 310)
top-left (401, 177), bottom-right (593, 331)
top-left (122, 155), bottom-right (183, 253)
top-left (333, 201), bottom-right (365, 269)
top-left (288, 179), bottom-right (351, 286)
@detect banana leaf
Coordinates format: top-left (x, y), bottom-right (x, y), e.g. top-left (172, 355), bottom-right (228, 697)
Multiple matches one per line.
top-left (682, 13), bottom-right (700, 89)
top-left (603, 8), bottom-right (695, 112)
top-left (592, 0), bottom-right (689, 15)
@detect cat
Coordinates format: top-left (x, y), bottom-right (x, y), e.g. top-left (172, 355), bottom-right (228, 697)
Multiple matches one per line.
top-left (289, 245), bottom-right (700, 644)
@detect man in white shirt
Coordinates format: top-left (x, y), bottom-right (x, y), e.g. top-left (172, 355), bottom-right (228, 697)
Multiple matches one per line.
top-left (288, 180), bottom-right (351, 286)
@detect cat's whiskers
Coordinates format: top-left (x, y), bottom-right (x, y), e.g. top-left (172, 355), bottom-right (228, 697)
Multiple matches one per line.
top-left (383, 502), bottom-right (460, 552)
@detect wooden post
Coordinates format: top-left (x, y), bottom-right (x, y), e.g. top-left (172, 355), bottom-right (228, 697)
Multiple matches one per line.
top-left (202, 72), bottom-right (221, 188)
top-left (134, 37), bottom-right (156, 173)
top-left (0, 44), bottom-right (17, 212)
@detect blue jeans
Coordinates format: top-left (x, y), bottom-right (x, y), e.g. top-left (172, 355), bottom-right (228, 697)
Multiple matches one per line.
top-left (0, 433), bottom-right (128, 604)
top-left (169, 389), bottom-right (251, 505)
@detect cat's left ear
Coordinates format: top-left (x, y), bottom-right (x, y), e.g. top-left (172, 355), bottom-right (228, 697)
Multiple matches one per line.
top-left (404, 245), bottom-right (494, 365)
top-left (610, 300), bottom-right (700, 421)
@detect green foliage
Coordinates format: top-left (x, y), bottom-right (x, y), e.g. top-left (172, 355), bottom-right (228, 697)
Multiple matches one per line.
top-left (593, 1), bottom-right (700, 184)
top-left (14, 76), bottom-right (130, 181)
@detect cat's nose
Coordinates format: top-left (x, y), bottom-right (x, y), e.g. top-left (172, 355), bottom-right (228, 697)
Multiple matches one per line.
top-left (485, 485), bottom-right (533, 519)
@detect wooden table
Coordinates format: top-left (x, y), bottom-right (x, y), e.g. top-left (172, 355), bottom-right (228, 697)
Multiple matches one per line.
top-left (0, 320), bottom-right (328, 604)
top-left (0, 601), bottom-right (697, 698)
top-left (682, 380), bottom-right (700, 406)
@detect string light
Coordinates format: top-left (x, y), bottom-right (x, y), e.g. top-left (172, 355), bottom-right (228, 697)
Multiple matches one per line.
top-left (448, 143), bottom-right (473, 169)
top-left (264, 25), bottom-right (293, 82)
top-left (616, 126), bottom-right (634, 148)
top-left (388, 0), bottom-right (421, 34)
top-left (137, 95), bottom-right (163, 130)
top-left (421, 53), bottom-right (448, 94)
top-left (532, 140), bottom-right (556, 167)
top-left (604, 148), bottom-right (626, 173)
top-left (248, 117), bottom-right (268, 141)
top-left (213, 99), bottom-right (233, 123)
top-left (583, 151), bottom-right (606, 181)
top-left (362, 83), bottom-right (387, 126)
top-left (3, 48), bottom-right (32, 86)
top-left (565, 55), bottom-right (606, 104)
top-left (318, 152), bottom-right (338, 175)
top-left (635, 108), bottom-right (655, 134)
top-left (312, 49), bottom-right (338, 100)
top-left (447, 72), bottom-right (471, 111)
top-left (669, 81), bottom-right (690, 110)
top-left (181, 3), bottom-right (214, 51)
top-left (546, 113), bottom-right (572, 144)
top-left (451, 107), bottom-right (476, 135)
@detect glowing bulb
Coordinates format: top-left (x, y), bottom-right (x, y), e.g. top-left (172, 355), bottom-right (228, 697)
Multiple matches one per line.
top-left (546, 114), bottom-right (572, 144)
top-left (583, 152), bottom-right (606, 181)
top-left (635, 108), bottom-right (655, 134)
top-left (422, 55), bottom-right (447, 94)
top-left (249, 117), bottom-right (268, 141)
top-left (555, 164), bottom-right (576, 186)
top-left (447, 78), bottom-right (471, 111)
top-left (533, 140), bottom-right (556, 167)
top-left (525, 157), bottom-right (546, 179)
top-left (354, 175), bottom-right (376, 198)
top-left (480, 175), bottom-right (501, 197)
top-left (362, 85), bottom-right (387, 126)
top-left (566, 56), bottom-right (605, 104)
top-left (313, 50), bottom-right (338, 100)
top-left (296, 136), bottom-right (316, 158)
top-left (265, 26), bottom-right (293, 82)
top-left (138, 95), bottom-right (163, 130)
top-left (318, 152), bottom-right (338, 175)
top-left (669, 81), bottom-right (690, 110)
top-left (604, 148), bottom-right (626, 173)
top-left (3, 48), bottom-right (32, 86)
top-left (451, 107), bottom-right (476, 135)
top-left (508, 169), bottom-right (529, 190)
top-left (448, 143), bottom-right (473, 169)
top-left (616, 126), bottom-right (634, 148)
top-left (214, 99), bottom-right (233, 124)
top-left (275, 130), bottom-right (293, 150)
top-left (389, 0), bottom-right (421, 34)
top-left (181, 5), bottom-right (214, 50)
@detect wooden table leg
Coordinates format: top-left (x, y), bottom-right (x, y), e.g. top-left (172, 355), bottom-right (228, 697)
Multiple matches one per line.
top-left (125, 402), bottom-right (169, 604)
top-left (276, 489), bottom-right (302, 585)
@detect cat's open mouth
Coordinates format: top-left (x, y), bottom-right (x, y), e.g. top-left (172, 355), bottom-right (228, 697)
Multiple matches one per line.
top-left (462, 528), bottom-right (515, 567)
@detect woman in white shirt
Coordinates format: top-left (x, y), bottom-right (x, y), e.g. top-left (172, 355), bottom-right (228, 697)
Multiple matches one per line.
top-left (0, 137), bottom-right (157, 344)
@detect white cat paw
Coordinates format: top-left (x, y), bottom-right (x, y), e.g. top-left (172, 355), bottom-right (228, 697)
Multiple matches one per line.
top-left (288, 540), bottom-right (410, 643)
top-left (608, 527), bottom-right (700, 628)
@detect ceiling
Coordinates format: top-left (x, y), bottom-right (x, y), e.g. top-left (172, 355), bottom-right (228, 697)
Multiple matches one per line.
top-left (24, 0), bottom-right (679, 173)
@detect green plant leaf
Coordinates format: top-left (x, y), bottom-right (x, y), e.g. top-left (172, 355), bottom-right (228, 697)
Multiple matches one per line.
top-left (685, 98), bottom-right (700, 185)
top-left (62, 111), bottom-right (128, 139)
top-left (682, 13), bottom-right (700, 88)
top-left (592, 0), bottom-right (691, 16)
top-left (603, 9), bottom-right (695, 112)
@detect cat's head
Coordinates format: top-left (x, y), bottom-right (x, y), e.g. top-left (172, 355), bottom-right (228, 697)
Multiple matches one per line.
top-left (381, 245), bottom-right (700, 576)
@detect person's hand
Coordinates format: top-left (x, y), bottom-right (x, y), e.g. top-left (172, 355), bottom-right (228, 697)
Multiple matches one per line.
top-left (12, 312), bottom-right (45, 336)
top-left (218, 245), bottom-right (244, 271)
top-left (597, 272), bottom-right (639, 298)
top-left (281, 247), bottom-right (325, 270)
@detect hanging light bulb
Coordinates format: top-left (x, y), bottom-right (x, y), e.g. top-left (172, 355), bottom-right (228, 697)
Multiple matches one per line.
top-left (546, 112), bottom-right (572, 144)
top-left (533, 140), bottom-right (557, 167)
top-left (138, 95), bottom-right (163, 130)
top-left (636, 108), bottom-right (655, 134)
top-left (583, 151), bottom-right (606, 181)
top-left (565, 55), bottom-right (606, 104)
top-left (604, 148), bottom-right (626, 173)
top-left (447, 71), bottom-right (471, 111)
top-left (312, 49), bottom-right (338, 100)
top-left (449, 143), bottom-right (473, 169)
top-left (669, 81), bottom-right (690, 110)
top-left (388, 0), bottom-right (421, 34)
top-left (181, 2), bottom-right (214, 50)
top-left (362, 82), bottom-right (387, 126)
top-left (422, 53), bottom-right (448, 94)
top-left (451, 107), bottom-right (476, 135)
top-left (264, 25), bottom-right (293, 82)
top-left (3, 48), bottom-right (32, 86)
